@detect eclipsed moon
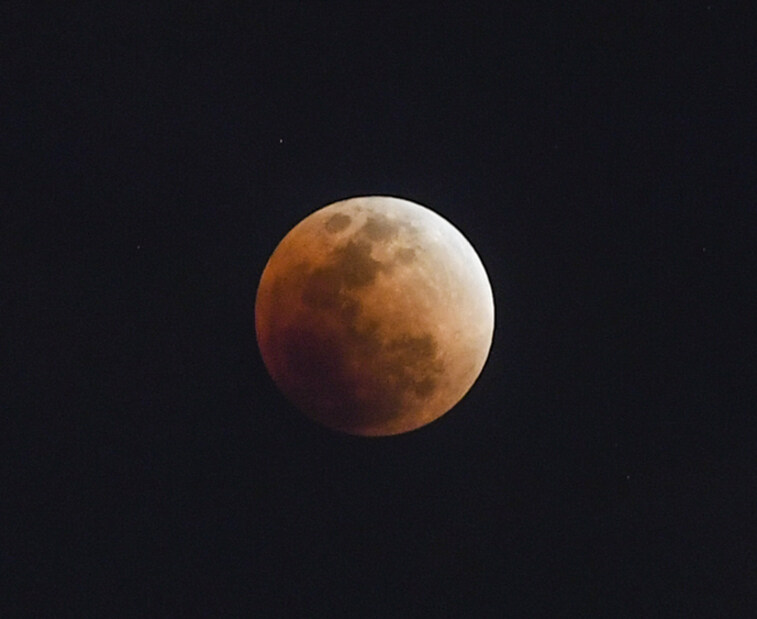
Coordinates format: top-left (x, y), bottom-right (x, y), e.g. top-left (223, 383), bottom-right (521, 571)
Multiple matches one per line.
top-left (255, 196), bottom-right (494, 436)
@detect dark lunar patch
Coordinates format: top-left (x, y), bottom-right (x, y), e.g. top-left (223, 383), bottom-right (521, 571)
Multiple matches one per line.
top-left (395, 247), bottom-right (416, 263)
top-left (346, 317), bottom-right (382, 356)
top-left (302, 274), bottom-right (361, 322)
top-left (383, 332), bottom-right (443, 401)
top-left (413, 377), bottom-right (436, 397)
top-left (387, 333), bottom-right (437, 358)
top-left (333, 239), bottom-right (384, 288)
top-left (299, 238), bottom-right (383, 311)
top-left (301, 268), bottom-right (342, 309)
top-left (362, 215), bottom-right (399, 241)
top-left (324, 213), bottom-right (351, 233)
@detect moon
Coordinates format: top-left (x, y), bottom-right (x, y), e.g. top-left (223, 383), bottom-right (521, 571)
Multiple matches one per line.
top-left (255, 196), bottom-right (494, 436)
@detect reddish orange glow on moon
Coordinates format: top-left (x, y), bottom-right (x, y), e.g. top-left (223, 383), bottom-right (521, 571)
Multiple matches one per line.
top-left (255, 196), bottom-right (494, 436)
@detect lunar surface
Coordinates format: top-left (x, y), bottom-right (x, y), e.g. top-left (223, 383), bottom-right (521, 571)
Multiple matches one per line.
top-left (255, 196), bottom-right (494, 436)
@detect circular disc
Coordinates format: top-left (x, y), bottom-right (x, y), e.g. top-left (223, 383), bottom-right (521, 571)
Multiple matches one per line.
top-left (255, 196), bottom-right (494, 436)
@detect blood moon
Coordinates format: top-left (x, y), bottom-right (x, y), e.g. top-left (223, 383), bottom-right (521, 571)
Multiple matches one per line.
top-left (255, 196), bottom-right (494, 436)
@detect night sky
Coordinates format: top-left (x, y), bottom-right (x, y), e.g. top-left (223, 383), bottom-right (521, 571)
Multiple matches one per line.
top-left (4, 3), bottom-right (755, 615)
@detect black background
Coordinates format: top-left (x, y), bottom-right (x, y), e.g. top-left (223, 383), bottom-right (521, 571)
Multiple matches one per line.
top-left (3, 3), bottom-right (755, 615)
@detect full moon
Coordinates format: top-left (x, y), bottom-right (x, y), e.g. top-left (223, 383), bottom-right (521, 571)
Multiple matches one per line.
top-left (255, 196), bottom-right (494, 436)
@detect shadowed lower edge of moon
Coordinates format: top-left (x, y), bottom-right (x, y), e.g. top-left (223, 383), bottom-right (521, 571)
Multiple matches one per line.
top-left (271, 318), bottom-right (443, 435)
